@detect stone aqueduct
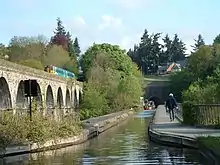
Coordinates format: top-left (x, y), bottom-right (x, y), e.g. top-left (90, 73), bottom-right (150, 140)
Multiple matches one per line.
top-left (0, 60), bottom-right (83, 116)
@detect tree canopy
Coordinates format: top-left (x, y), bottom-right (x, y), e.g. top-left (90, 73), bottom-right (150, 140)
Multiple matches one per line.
top-left (128, 29), bottom-right (187, 75)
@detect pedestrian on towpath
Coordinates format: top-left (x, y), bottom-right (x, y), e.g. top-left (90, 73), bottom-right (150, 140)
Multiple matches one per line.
top-left (165, 93), bottom-right (178, 121)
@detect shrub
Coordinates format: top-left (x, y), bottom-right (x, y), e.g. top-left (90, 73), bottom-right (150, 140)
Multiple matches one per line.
top-left (18, 59), bottom-right (44, 70)
top-left (0, 111), bottom-right (82, 148)
top-left (182, 101), bottom-right (198, 125)
top-left (79, 44), bottom-right (143, 120)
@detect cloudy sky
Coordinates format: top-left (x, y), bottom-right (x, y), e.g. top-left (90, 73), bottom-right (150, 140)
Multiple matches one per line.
top-left (1, 0), bottom-right (220, 54)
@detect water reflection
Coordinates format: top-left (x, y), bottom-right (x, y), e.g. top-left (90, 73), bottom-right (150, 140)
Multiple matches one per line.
top-left (0, 111), bottom-right (206, 165)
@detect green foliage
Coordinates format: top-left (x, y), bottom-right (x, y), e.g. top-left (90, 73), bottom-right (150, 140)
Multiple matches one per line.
top-left (128, 29), bottom-right (187, 75)
top-left (169, 69), bottom-right (195, 102)
top-left (182, 101), bottom-right (197, 125)
top-left (183, 81), bottom-right (219, 104)
top-left (43, 45), bottom-right (71, 67)
top-left (0, 111), bottom-right (82, 148)
top-left (188, 45), bottom-right (218, 79)
top-left (79, 45), bottom-right (143, 120)
top-left (18, 59), bottom-right (44, 70)
top-left (213, 34), bottom-right (220, 45)
top-left (5, 18), bottom-right (81, 74)
top-left (73, 37), bottom-right (81, 57)
top-left (0, 43), bottom-right (9, 59)
top-left (191, 34), bottom-right (205, 53)
top-left (80, 43), bottom-right (132, 79)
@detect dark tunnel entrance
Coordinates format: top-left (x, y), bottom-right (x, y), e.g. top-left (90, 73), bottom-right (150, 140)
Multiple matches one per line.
top-left (148, 96), bottom-right (163, 108)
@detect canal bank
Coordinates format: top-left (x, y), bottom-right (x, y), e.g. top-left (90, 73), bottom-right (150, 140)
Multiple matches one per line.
top-left (0, 110), bottom-right (135, 157)
top-left (148, 105), bottom-right (220, 164)
top-left (1, 110), bottom-right (202, 165)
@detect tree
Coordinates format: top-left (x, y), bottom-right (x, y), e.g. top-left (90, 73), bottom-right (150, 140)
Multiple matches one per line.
top-left (191, 34), bottom-right (205, 53)
top-left (213, 34), bottom-right (220, 45)
top-left (169, 69), bottom-right (195, 102)
top-left (43, 45), bottom-right (71, 68)
top-left (171, 34), bottom-right (186, 62)
top-left (81, 43), bottom-right (133, 79)
top-left (127, 44), bottom-right (140, 69)
top-left (0, 43), bottom-right (9, 59)
top-left (66, 32), bottom-right (76, 58)
top-left (73, 37), bottom-right (81, 57)
top-left (187, 45), bottom-right (216, 80)
top-left (8, 36), bottom-right (46, 62)
top-left (161, 34), bottom-right (172, 64)
top-left (80, 44), bottom-right (143, 119)
top-left (50, 17), bottom-right (68, 50)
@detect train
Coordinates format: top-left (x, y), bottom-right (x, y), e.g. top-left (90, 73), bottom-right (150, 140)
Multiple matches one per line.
top-left (44, 65), bottom-right (76, 79)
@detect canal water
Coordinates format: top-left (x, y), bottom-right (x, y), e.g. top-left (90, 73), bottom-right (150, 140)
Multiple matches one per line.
top-left (1, 111), bottom-right (207, 165)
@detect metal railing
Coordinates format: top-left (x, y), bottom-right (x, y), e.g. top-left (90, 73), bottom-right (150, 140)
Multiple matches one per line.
top-left (194, 104), bottom-right (220, 126)
top-left (175, 103), bottom-right (183, 121)
top-left (175, 103), bottom-right (220, 126)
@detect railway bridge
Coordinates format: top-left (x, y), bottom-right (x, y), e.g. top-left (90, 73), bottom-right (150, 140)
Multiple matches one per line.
top-left (0, 59), bottom-right (83, 118)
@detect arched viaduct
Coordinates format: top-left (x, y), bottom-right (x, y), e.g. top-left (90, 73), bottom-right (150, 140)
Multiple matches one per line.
top-left (0, 60), bottom-right (83, 118)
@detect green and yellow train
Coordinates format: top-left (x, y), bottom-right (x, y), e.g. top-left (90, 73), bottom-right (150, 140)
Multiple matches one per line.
top-left (44, 65), bottom-right (76, 79)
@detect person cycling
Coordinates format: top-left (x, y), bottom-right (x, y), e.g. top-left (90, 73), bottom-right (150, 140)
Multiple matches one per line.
top-left (165, 93), bottom-right (178, 121)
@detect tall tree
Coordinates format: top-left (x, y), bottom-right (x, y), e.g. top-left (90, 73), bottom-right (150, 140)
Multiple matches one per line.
top-left (66, 32), bottom-right (76, 58)
top-left (127, 44), bottom-right (140, 68)
top-left (151, 33), bottom-right (162, 73)
top-left (161, 34), bottom-right (172, 64)
top-left (51, 17), bottom-right (68, 50)
top-left (73, 37), bottom-right (81, 57)
top-left (171, 34), bottom-right (186, 62)
top-left (138, 29), bottom-right (153, 74)
top-left (213, 34), bottom-right (220, 45)
top-left (191, 34), bottom-right (205, 53)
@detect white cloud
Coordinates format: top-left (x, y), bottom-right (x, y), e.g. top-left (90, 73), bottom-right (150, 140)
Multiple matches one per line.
top-left (120, 33), bottom-right (142, 50)
top-left (98, 15), bottom-right (122, 31)
top-left (72, 16), bottom-right (86, 29)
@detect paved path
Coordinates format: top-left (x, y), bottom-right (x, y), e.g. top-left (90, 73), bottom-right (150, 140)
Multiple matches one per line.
top-left (151, 105), bottom-right (220, 139)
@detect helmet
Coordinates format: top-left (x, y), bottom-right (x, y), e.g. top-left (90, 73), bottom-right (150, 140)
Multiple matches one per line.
top-left (169, 93), bottom-right (173, 97)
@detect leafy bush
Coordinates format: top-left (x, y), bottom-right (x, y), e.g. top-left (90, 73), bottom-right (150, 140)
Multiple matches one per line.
top-left (18, 59), bottom-right (44, 70)
top-left (169, 69), bottom-right (195, 102)
top-left (182, 101), bottom-right (198, 125)
top-left (79, 44), bottom-right (143, 120)
top-left (0, 111), bottom-right (82, 148)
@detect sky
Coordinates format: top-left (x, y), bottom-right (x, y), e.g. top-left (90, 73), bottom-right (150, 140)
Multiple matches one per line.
top-left (1, 0), bottom-right (220, 54)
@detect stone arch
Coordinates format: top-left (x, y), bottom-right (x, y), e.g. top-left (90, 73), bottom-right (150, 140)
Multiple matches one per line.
top-left (34, 82), bottom-right (43, 110)
top-left (16, 81), bottom-right (43, 111)
top-left (57, 87), bottom-right (64, 109)
top-left (0, 77), bottom-right (12, 110)
top-left (65, 89), bottom-right (71, 108)
top-left (16, 80), bottom-right (28, 110)
top-left (46, 85), bottom-right (54, 110)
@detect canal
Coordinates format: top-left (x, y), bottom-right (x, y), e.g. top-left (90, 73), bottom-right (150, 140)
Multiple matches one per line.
top-left (1, 111), bottom-right (206, 165)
